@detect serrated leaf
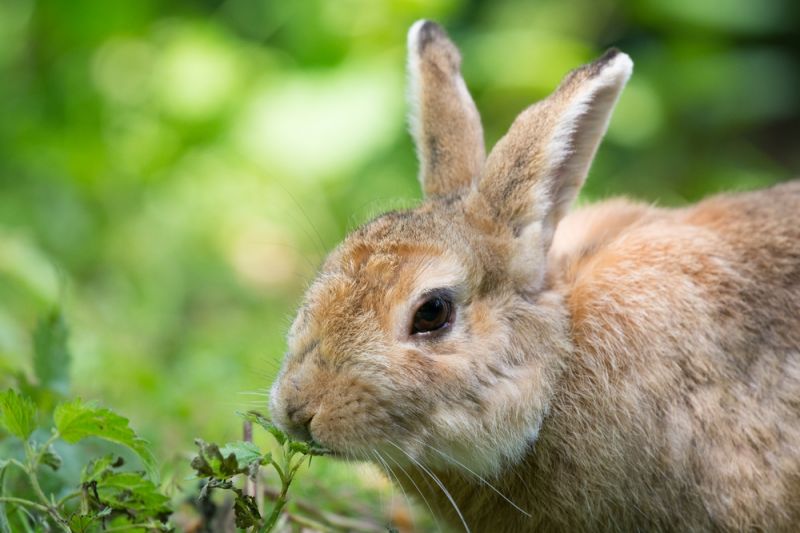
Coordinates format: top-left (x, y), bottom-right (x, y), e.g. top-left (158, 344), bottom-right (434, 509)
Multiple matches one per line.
top-left (92, 472), bottom-right (171, 519)
top-left (236, 411), bottom-right (331, 456)
top-left (220, 441), bottom-right (264, 467)
top-left (238, 411), bottom-right (288, 445)
top-left (0, 389), bottom-right (37, 440)
top-left (81, 455), bottom-right (123, 484)
top-left (67, 514), bottom-right (95, 533)
top-left (32, 310), bottom-right (71, 395)
top-left (191, 439), bottom-right (245, 480)
top-left (233, 492), bottom-right (261, 528)
top-left (54, 399), bottom-right (158, 480)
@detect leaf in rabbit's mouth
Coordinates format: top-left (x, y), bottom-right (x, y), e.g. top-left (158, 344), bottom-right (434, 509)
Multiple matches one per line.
top-left (288, 438), bottom-right (333, 456)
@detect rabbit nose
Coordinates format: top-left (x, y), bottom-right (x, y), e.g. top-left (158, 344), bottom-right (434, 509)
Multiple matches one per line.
top-left (285, 401), bottom-right (315, 442)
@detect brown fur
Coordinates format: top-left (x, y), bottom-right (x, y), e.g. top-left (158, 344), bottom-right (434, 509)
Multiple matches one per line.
top-left (270, 20), bottom-right (800, 532)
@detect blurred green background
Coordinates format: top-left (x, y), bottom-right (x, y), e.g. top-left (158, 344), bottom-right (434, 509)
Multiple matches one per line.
top-left (0, 0), bottom-right (798, 525)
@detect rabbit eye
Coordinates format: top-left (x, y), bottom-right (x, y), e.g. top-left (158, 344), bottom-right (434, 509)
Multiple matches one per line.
top-left (411, 295), bottom-right (453, 335)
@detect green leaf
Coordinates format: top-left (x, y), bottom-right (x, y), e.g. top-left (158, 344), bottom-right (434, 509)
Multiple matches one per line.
top-left (191, 439), bottom-right (244, 480)
top-left (81, 455), bottom-right (124, 484)
top-left (67, 514), bottom-right (95, 533)
top-left (238, 411), bottom-right (287, 445)
top-left (32, 310), bottom-right (71, 395)
top-left (54, 399), bottom-right (158, 480)
top-left (0, 389), bottom-right (37, 440)
top-left (232, 490), bottom-right (261, 529)
top-left (80, 456), bottom-right (170, 525)
top-left (92, 472), bottom-right (171, 519)
top-left (220, 441), bottom-right (264, 467)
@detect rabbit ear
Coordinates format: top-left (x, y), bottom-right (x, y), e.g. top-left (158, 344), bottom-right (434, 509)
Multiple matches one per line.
top-left (407, 20), bottom-right (485, 197)
top-left (472, 49), bottom-right (632, 292)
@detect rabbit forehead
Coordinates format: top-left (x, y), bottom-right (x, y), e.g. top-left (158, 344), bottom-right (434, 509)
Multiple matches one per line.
top-left (297, 241), bottom-right (467, 344)
top-left (322, 202), bottom-right (479, 282)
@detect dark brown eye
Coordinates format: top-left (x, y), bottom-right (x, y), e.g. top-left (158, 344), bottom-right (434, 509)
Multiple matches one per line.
top-left (412, 295), bottom-right (453, 335)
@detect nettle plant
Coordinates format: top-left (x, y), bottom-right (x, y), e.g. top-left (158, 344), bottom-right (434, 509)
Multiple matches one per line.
top-left (191, 411), bottom-right (330, 532)
top-left (0, 312), bottom-right (330, 533)
top-left (0, 311), bottom-right (168, 532)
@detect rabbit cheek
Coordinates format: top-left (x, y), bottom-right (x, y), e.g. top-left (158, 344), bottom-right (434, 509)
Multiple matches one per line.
top-left (309, 377), bottom-right (415, 454)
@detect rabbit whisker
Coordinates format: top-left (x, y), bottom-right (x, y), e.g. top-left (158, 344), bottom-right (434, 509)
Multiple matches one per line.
top-left (383, 448), bottom-right (443, 533)
top-left (373, 450), bottom-right (417, 532)
top-left (386, 440), bottom-right (471, 533)
top-left (408, 435), bottom-right (531, 517)
top-left (276, 181), bottom-right (328, 260)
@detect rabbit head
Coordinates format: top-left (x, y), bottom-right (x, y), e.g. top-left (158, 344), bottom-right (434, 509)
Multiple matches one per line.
top-left (270, 20), bottom-right (632, 476)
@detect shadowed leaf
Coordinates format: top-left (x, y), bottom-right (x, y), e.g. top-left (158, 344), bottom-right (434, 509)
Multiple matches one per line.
top-left (33, 310), bottom-right (71, 395)
top-left (54, 398), bottom-right (158, 480)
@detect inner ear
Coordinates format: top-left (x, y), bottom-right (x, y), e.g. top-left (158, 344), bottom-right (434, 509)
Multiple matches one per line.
top-left (544, 49), bottom-right (633, 226)
top-left (470, 49), bottom-right (633, 294)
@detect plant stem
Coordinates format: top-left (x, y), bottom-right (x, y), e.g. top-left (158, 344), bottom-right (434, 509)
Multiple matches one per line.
top-left (22, 438), bottom-right (71, 532)
top-left (269, 460), bottom-right (286, 483)
top-left (5, 459), bottom-right (26, 472)
top-left (56, 490), bottom-right (82, 507)
top-left (0, 497), bottom-right (50, 513)
top-left (259, 476), bottom-right (290, 533)
top-left (259, 448), bottom-right (297, 533)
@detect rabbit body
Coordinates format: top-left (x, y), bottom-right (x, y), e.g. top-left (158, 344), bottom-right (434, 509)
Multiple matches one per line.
top-left (396, 184), bottom-right (800, 532)
top-left (270, 20), bottom-right (800, 532)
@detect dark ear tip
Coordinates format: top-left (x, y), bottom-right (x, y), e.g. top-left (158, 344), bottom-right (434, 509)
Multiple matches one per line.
top-left (603, 47), bottom-right (622, 58)
top-left (585, 47), bottom-right (626, 76)
top-left (415, 20), bottom-right (447, 52)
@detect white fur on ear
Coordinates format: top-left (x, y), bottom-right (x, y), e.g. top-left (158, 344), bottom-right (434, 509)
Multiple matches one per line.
top-left (406, 20), bottom-right (485, 197)
top-left (544, 50), bottom-right (633, 224)
top-left (406, 19), bottom-right (427, 147)
top-left (475, 48), bottom-right (633, 295)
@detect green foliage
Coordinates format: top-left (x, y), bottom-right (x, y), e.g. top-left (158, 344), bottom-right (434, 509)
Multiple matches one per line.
top-left (221, 440), bottom-right (269, 468)
top-left (241, 410), bottom-right (287, 445)
top-left (192, 439), bottom-right (247, 479)
top-left (54, 398), bottom-right (158, 481)
top-left (190, 414), bottom-right (330, 533)
top-left (0, 311), bottom-right (171, 532)
top-left (0, 389), bottom-right (37, 440)
top-left (0, 387), bottom-right (172, 532)
top-left (78, 455), bottom-right (171, 525)
top-left (87, 471), bottom-right (171, 519)
top-left (1, 311), bottom-right (376, 532)
top-left (33, 311), bottom-right (71, 395)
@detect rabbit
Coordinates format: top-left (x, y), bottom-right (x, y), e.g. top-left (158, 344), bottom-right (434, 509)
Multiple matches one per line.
top-left (269, 19), bottom-right (800, 532)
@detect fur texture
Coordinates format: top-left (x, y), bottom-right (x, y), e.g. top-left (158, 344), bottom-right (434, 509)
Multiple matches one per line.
top-left (270, 20), bottom-right (800, 532)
